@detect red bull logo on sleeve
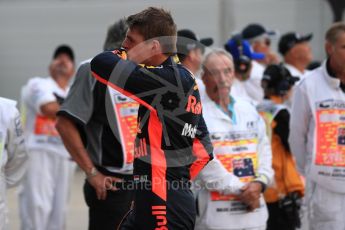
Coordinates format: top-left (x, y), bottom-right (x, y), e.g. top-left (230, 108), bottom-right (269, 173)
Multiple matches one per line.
top-left (152, 205), bottom-right (168, 230)
top-left (186, 95), bottom-right (202, 115)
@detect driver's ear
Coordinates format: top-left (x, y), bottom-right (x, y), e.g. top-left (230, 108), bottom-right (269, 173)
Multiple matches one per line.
top-left (152, 40), bottom-right (162, 54)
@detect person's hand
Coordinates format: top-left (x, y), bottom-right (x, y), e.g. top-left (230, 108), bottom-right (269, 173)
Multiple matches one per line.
top-left (239, 181), bottom-right (262, 211)
top-left (87, 172), bottom-right (123, 200)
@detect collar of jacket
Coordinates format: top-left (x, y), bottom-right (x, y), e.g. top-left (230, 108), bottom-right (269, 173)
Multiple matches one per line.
top-left (203, 94), bottom-right (236, 123)
top-left (323, 59), bottom-right (343, 90)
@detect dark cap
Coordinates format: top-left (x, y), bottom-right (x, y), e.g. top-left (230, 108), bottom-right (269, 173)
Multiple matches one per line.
top-left (278, 32), bottom-right (313, 55)
top-left (177, 29), bottom-right (213, 54)
top-left (224, 37), bottom-right (265, 60)
top-left (262, 64), bottom-right (299, 94)
top-left (53, 45), bottom-right (74, 62)
top-left (242, 23), bottom-right (276, 40)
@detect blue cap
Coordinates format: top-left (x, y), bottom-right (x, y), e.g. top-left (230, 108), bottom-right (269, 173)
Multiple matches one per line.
top-left (224, 38), bottom-right (265, 60)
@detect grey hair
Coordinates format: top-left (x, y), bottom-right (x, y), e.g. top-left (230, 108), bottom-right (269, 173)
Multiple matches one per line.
top-left (103, 18), bottom-right (128, 51)
top-left (202, 48), bottom-right (234, 72)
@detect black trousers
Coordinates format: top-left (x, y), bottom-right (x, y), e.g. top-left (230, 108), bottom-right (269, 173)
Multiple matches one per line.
top-left (266, 202), bottom-right (296, 230)
top-left (83, 178), bottom-right (134, 230)
top-left (118, 184), bottom-right (196, 230)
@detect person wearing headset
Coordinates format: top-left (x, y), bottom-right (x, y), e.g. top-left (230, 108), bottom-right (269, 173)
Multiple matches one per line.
top-left (256, 64), bottom-right (304, 230)
top-left (225, 36), bottom-right (265, 105)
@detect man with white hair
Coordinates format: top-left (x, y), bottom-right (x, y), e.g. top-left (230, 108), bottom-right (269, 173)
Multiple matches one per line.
top-left (194, 48), bottom-right (273, 230)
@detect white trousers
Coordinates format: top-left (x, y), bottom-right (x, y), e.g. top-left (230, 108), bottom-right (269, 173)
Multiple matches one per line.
top-left (0, 178), bottom-right (8, 230)
top-left (306, 180), bottom-right (345, 230)
top-left (18, 150), bottom-right (76, 230)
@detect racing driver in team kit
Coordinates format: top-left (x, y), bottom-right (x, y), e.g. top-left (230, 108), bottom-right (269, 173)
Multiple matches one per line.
top-left (90, 7), bottom-right (213, 230)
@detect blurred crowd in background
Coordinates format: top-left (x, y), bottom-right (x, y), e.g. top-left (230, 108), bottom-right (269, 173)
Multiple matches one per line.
top-left (1, 3), bottom-right (345, 230)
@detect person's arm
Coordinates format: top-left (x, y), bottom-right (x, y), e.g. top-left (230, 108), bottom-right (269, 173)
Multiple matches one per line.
top-left (255, 115), bottom-right (274, 186)
top-left (56, 116), bottom-right (93, 173)
top-left (289, 83), bottom-right (311, 175)
top-left (56, 63), bottom-right (121, 200)
top-left (90, 50), bottom-right (177, 109)
top-left (23, 78), bottom-right (60, 119)
top-left (5, 105), bottom-right (28, 188)
top-left (56, 116), bottom-right (120, 200)
top-left (196, 157), bottom-right (244, 195)
top-left (190, 114), bottom-right (214, 180)
top-left (240, 115), bottom-right (273, 211)
top-left (40, 102), bottom-right (60, 118)
top-left (274, 109), bottom-right (291, 152)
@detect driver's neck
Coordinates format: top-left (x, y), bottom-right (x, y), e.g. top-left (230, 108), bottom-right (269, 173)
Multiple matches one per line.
top-left (146, 54), bottom-right (169, 66)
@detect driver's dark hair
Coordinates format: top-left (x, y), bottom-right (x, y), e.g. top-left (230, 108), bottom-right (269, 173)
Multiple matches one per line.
top-left (127, 7), bottom-right (177, 55)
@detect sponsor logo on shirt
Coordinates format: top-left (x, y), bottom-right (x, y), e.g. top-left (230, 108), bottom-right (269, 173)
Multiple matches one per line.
top-left (134, 138), bottom-right (147, 158)
top-left (246, 121), bottom-right (257, 130)
top-left (115, 95), bottom-right (131, 103)
top-left (186, 95), bottom-right (202, 115)
top-left (317, 99), bottom-right (345, 109)
top-left (181, 123), bottom-right (197, 138)
top-left (152, 205), bottom-right (167, 230)
top-left (210, 132), bottom-right (258, 141)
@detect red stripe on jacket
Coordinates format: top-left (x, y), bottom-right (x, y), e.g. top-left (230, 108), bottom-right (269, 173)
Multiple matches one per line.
top-left (91, 71), bottom-right (155, 112)
top-left (190, 138), bottom-right (211, 180)
top-left (148, 111), bottom-right (167, 202)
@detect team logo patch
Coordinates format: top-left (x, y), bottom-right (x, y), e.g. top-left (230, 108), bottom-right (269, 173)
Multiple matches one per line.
top-left (186, 95), bottom-right (202, 115)
top-left (152, 205), bottom-right (168, 230)
top-left (181, 123), bottom-right (197, 138)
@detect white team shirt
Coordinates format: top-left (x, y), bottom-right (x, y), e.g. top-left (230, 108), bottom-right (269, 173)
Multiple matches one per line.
top-left (290, 61), bottom-right (345, 193)
top-left (21, 77), bottom-right (70, 158)
top-left (0, 97), bottom-right (27, 229)
top-left (195, 94), bottom-right (273, 230)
